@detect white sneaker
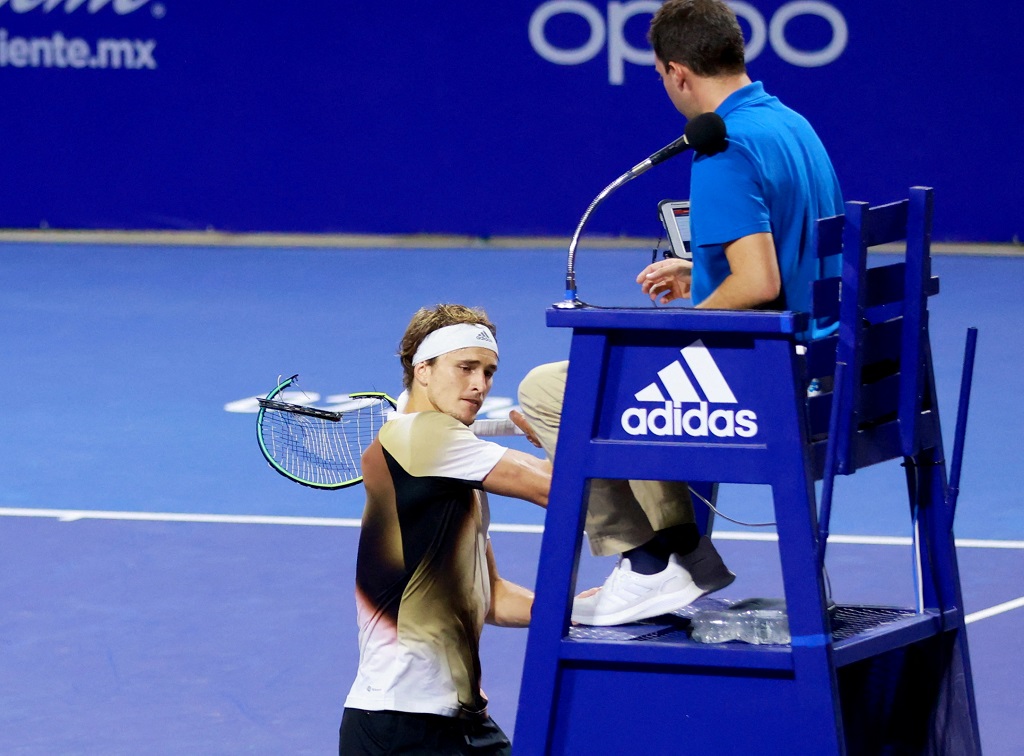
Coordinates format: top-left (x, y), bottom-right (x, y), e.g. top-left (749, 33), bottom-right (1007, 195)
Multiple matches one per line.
top-left (571, 536), bottom-right (735, 626)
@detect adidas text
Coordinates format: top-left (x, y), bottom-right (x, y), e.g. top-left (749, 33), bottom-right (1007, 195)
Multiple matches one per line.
top-left (620, 401), bottom-right (758, 438)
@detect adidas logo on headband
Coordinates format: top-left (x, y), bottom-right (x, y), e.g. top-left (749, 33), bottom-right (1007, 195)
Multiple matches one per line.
top-left (412, 323), bottom-right (499, 365)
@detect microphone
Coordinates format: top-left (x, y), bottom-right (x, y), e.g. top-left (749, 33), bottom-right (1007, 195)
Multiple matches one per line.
top-left (558, 112), bottom-right (728, 307)
top-left (629, 112), bottom-right (728, 177)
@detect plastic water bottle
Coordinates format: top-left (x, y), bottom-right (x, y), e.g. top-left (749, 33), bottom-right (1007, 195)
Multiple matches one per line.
top-left (690, 599), bottom-right (791, 645)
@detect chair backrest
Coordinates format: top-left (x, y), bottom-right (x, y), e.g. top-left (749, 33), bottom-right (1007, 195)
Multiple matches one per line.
top-left (804, 187), bottom-right (938, 476)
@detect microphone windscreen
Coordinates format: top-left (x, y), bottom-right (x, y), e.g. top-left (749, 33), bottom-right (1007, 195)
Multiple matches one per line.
top-left (685, 112), bottom-right (728, 155)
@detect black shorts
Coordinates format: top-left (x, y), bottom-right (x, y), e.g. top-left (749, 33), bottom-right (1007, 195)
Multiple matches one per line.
top-left (339, 708), bottom-right (512, 755)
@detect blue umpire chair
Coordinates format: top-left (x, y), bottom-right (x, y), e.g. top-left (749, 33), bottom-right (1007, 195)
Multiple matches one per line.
top-left (513, 187), bottom-right (982, 754)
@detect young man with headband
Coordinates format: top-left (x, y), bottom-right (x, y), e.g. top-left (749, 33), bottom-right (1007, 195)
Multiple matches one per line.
top-left (519, 0), bottom-right (843, 627)
top-left (339, 304), bottom-right (550, 755)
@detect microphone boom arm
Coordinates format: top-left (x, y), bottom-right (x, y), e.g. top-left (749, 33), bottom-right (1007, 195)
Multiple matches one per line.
top-left (557, 112), bottom-right (726, 309)
top-left (559, 159), bottom-right (652, 309)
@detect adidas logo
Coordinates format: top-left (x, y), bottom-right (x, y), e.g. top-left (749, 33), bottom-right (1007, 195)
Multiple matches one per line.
top-left (620, 339), bottom-right (758, 438)
top-left (475, 331), bottom-right (493, 342)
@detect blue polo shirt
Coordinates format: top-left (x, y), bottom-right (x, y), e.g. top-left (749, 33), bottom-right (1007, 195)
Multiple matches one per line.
top-left (689, 81), bottom-right (843, 337)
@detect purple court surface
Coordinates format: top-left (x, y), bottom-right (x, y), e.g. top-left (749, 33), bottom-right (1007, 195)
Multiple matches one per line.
top-left (2, 241), bottom-right (1022, 753)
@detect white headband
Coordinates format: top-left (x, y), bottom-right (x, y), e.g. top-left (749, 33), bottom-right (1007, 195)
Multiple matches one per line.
top-left (412, 323), bottom-right (498, 365)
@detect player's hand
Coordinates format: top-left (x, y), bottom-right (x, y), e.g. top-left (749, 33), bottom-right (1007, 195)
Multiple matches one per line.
top-left (636, 257), bottom-right (693, 304)
top-left (509, 409), bottom-right (542, 448)
top-left (569, 586), bottom-right (602, 626)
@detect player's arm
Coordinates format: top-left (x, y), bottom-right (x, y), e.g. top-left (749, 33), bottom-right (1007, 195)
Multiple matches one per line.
top-left (695, 232), bottom-right (781, 310)
top-left (485, 539), bottom-right (533, 627)
top-left (481, 449), bottom-right (551, 507)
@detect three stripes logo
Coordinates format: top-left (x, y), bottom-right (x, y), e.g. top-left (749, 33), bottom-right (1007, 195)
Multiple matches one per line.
top-left (620, 339), bottom-right (758, 438)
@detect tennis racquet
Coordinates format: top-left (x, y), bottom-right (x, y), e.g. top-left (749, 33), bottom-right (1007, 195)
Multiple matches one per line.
top-left (256, 375), bottom-right (396, 490)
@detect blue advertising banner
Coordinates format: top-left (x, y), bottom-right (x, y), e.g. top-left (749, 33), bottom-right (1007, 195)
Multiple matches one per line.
top-left (2, 1), bottom-right (1020, 241)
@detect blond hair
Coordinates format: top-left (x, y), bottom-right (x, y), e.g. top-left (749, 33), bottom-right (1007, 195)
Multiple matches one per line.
top-left (398, 304), bottom-right (497, 390)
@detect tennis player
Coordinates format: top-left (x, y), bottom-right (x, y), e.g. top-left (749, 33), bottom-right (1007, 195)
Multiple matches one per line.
top-left (338, 304), bottom-right (550, 755)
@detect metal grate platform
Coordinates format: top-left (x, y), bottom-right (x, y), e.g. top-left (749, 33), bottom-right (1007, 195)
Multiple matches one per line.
top-left (568, 602), bottom-right (920, 646)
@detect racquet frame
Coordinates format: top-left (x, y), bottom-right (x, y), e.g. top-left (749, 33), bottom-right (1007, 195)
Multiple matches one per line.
top-left (256, 374), bottom-right (395, 490)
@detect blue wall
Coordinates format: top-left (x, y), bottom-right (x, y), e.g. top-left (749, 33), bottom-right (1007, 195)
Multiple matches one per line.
top-left (2, 1), bottom-right (1020, 241)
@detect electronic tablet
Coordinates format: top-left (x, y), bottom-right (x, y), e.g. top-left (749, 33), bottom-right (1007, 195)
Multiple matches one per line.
top-left (658, 199), bottom-right (692, 260)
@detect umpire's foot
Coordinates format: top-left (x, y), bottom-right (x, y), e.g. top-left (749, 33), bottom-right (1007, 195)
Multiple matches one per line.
top-left (571, 536), bottom-right (735, 626)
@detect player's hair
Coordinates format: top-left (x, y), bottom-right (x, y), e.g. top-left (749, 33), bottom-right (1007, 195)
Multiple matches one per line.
top-left (399, 304), bottom-right (497, 390)
top-left (648, 0), bottom-right (746, 77)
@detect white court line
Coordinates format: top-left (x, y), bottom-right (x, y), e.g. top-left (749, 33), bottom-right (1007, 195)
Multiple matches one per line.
top-left (711, 530), bottom-right (1024, 551)
top-left (0, 507), bottom-right (363, 528)
top-left (965, 596), bottom-right (1024, 624)
top-left (3, 507), bottom-right (1024, 550)
top-left (5, 506), bottom-right (1023, 624)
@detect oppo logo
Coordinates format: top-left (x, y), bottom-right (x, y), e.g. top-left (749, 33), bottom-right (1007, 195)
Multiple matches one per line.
top-left (0, 0), bottom-right (155, 13)
top-left (529, 0), bottom-right (849, 84)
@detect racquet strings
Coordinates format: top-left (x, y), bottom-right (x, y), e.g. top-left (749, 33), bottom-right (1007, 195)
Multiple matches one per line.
top-left (259, 397), bottom-right (391, 488)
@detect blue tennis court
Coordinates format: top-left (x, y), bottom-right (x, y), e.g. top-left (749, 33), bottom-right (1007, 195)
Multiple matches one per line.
top-left (2, 240), bottom-right (1022, 753)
